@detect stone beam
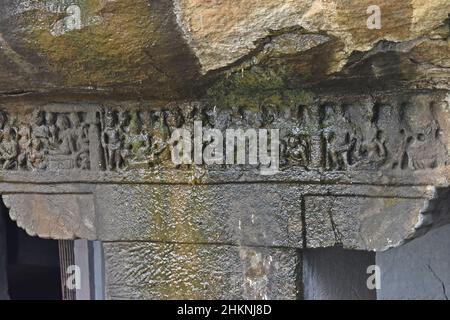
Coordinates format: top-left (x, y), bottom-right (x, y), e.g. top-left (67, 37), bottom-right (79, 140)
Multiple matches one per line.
top-left (0, 90), bottom-right (449, 252)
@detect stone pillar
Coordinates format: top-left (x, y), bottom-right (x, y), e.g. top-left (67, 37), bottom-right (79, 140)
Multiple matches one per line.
top-left (303, 248), bottom-right (376, 300)
top-left (73, 240), bottom-right (105, 300)
top-left (103, 242), bottom-right (302, 300)
top-left (97, 183), bottom-right (304, 299)
top-left (0, 202), bottom-right (9, 300)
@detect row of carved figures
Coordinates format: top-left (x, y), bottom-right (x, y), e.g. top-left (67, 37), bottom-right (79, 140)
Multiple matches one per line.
top-left (0, 110), bottom-right (89, 170)
top-left (0, 103), bottom-right (447, 171)
top-left (99, 107), bottom-right (312, 170)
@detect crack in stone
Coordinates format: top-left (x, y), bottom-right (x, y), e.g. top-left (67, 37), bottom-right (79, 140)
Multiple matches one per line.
top-left (327, 198), bottom-right (343, 246)
top-left (427, 264), bottom-right (448, 300)
top-left (0, 90), bottom-right (35, 96)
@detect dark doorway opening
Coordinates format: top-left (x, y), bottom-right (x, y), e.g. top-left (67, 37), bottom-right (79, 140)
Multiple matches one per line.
top-left (1, 198), bottom-right (62, 300)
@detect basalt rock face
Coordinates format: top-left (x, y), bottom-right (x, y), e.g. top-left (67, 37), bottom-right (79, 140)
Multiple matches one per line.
top-left (0, 0), bottom-right (448, 97)
top-left (0, 1), bottom-right (449, 299)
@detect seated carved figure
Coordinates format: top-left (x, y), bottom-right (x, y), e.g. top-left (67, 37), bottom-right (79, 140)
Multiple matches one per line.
top-left (122, 111), bottom-right (152, 167)
top-left (407, 120), bottom-right (447, 170)
top-left (29, 137), bottom-right (46, 170)
top-left (286, 134), bottom-right (309, 166)
top-left (51, 114), bottom-right (73, 156)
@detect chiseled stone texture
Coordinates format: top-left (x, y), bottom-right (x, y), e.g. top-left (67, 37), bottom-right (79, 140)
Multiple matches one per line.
top-left (93, 183), bottom-right (441, 252)
top-left (96, 184), bottom-right (303, 248)
top-left (103, 242), bottom-right (302, 300)
top-left (3, 193), bottom-right (96, 240)
top-left (304, 196), bottom-right (427, 250)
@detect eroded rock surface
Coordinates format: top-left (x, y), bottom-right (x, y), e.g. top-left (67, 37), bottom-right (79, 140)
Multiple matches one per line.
top-left (0, 0), bottom-right (448, 97)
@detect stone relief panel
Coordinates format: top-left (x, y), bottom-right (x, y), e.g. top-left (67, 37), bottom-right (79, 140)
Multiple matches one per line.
top-left (99, 108), bottom-right (173, 170)
top-left (0, 109), bottom-right (91, 171)
top-left (95, 99), bottom-right (448, 173)
top-left (96, 104), bottom-right (314, 171)
top-left (320, 100), bottom-right (448, 172)
top-left (0, 93), bottom-right (447, 176)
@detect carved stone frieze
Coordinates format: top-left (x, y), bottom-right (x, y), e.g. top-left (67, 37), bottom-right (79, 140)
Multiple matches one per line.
top-left (0, 108), bottom-right (92, 171)
top-left (0, 92), bottom-right (448, 181)
top-left (0, 91), bottom-right (449, 252)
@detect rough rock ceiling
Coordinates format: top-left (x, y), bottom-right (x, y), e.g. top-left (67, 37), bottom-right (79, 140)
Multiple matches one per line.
top-left (0, 0), bottom-right (448, 99)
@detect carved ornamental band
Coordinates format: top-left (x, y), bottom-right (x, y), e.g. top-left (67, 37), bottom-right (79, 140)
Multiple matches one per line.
top-left (0, 94), bottom-right (448, 175)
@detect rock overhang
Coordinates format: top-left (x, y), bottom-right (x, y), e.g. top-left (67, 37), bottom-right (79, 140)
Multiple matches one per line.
top-left (0, 0), bottom-right (448, 99)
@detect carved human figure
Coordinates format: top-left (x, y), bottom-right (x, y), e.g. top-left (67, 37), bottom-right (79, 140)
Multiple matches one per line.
top-left (101, 110), bottom-right (123, 170)
top-left (119, 110), bottom-right (136, 164)
top-left (286, 134), bottom-right (309, 166)
top-left (407, 119), bottom-right (444, 170)
top-left (166, 108), bottom-right (184, 133)
top-left (0, 128), bottom-right (18, 170)
top-left (31, 110), bottom-right (49, 146)
top-left (388, 103), bottom-right (447, 171)
top-left (358, 128), bottom-right (387, 167)
top-left (17, 125), bottom-right (31, 170)
top-left (193, 105), bottom-right (206, 124)
top-left (322, 105), bottom-right (356, 170)
top-left (29, 137), bottom-right (46, 170)
top-left (231, 107), bottom-right (248, 128)
top-left (119, 111), bottom-right (131, 134)
top-left (45, 112), bottom-right (57, 148)
top-left (29, 110), bottom-right (50, 169)
top-left (51, 114), bottom-right (73, 156)
top-left (324, 131), bottom-right (343, 170)
top-left (242, 108), bottom-right (263, 128)
top-left (147, 111), bottom-right (171, 166)
top-left (69, 112), bottom-right (90, 169)
top-left (344, 104), bottom-right (387, 170)
top-left (127, 111), bottom-right (152, 164)
top-left (261, 106), bottom-right (276, 127)
top-left (138, 111), bottom-right (152, 155)
top-left (205, 106), bottom-right (232, 131)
